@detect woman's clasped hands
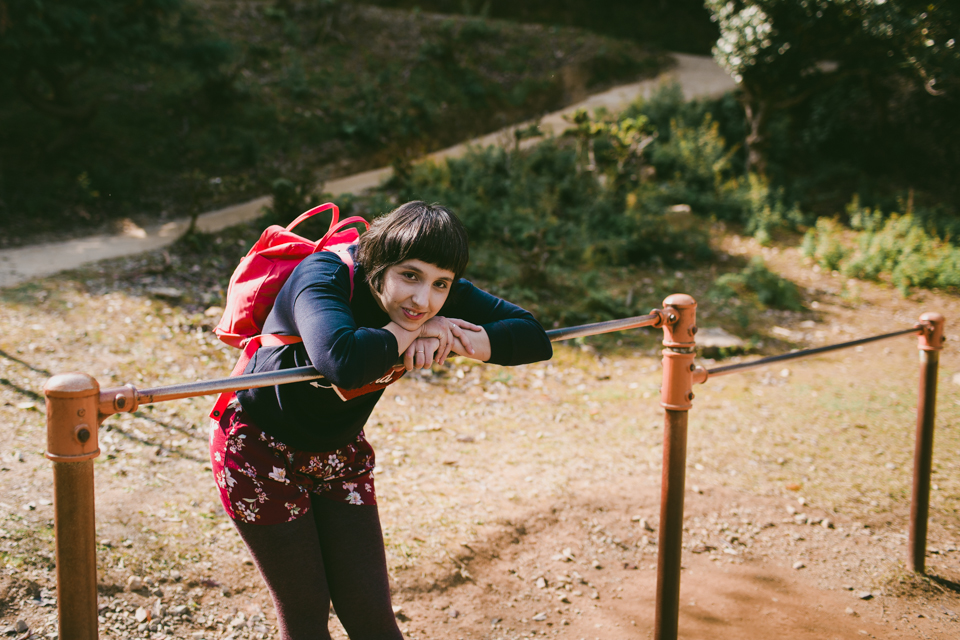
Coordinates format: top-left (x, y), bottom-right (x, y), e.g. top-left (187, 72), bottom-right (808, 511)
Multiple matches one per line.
top-left (402, 316), bottom-right (485, 371)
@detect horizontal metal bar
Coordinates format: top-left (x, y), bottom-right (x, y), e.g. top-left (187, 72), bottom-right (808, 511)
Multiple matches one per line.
top-left (705, 326), bottom-right (921, 379)
top-left (138, 366), bottom-right (324, 405)
top-left (545, 311), bottom-right (661, 342)
top-left (130, 311), bottom-right (664, 407)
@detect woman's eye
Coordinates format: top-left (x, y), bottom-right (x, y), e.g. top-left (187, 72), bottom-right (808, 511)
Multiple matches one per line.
top-left (434, 281), bottom-right (448, 290)
top-left (402, 272), bottom-right (417, 280)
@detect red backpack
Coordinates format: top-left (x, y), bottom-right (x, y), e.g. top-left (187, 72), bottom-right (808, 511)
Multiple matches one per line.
top-left (210, 202), bottom-right (369, 419)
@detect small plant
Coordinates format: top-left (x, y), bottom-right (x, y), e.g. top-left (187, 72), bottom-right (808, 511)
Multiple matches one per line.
top-left (711, 257), bottom-right (803, 311)
top-left (801, 218), bottom-right (849, 271)
top-left (263, 175), bottom-right (321, 225)
top-left (743, 174), bottom-right (802, 245)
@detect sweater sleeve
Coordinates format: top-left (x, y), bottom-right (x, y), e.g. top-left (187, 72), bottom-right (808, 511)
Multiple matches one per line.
top-left (442, 280), bottom-right (553, 366)
top-left (290, 258), bottom-right (399, 389)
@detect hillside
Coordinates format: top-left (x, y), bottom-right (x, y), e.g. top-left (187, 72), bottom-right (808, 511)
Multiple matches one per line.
top-left (0, 1), bottom-right (666, 248)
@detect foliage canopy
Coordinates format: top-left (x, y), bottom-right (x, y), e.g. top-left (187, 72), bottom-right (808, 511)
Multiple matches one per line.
top-left (0, 0), bottom-right (231, 123)
top-left (706, 0), bottom-right (960, 179)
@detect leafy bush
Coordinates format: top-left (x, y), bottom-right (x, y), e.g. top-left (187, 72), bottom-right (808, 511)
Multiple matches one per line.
top-left (742, 174), bottom-right (803, 246)
top-left (846, 209), bottom-right (960, 295)
top-left (648, 113), bottom-right (742, 219)
top-left (264, 177), bottom-right (322, 226)
top-left (612, 83), bottom-right (801, 243)
top-left (801, 201), bottom-right (960, 295)
top-left (711, 257), bottom-right (803, 312)
top-left (801, 218), bottom-right (849, 272)
top-left (389, 139), bottom-right (712, 278)
top-left (334, 107), bottom-right (724, 326)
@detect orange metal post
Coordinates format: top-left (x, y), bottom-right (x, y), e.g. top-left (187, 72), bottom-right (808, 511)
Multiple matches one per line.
top-left (909, 312), bottom-right (945, 573)
top-left (44, 373), bottom-right (102, 640)
top-left (654, 294), bottom-right (697, 640)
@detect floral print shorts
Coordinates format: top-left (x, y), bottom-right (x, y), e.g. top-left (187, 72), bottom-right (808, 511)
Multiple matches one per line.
top-left (210, 406), bottom-right (377, 525)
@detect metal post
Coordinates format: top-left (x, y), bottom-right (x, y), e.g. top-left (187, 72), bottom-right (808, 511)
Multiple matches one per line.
top-left (44, 373), bottom-right (102, 640)
top-left (654, 294), bottom-right (697, 640)
top-left (909, 312), bottom-right (945, 574)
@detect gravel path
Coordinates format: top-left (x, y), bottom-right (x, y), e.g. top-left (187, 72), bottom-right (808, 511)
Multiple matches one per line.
top-left (0, 53), bottom-right (734, 289)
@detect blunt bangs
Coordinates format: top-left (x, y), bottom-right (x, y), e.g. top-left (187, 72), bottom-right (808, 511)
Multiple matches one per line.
top-left (358, 201), bottom-right (470, 291)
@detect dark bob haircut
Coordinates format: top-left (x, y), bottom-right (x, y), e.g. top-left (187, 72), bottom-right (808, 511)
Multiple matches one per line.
top-left (357, 201), bottom-right (469, 292)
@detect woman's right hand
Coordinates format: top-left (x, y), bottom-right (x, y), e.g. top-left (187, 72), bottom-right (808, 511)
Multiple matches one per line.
top-left (403, 337), bottom-right (440, 371)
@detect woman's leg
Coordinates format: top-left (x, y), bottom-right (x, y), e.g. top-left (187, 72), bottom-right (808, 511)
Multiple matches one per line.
top-left (233, 516), bottom-right (332, 640)
top-left (310, 495), bottom-right (404, 640)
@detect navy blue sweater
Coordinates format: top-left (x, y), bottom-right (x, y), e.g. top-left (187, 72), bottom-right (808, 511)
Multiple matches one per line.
top-left (236, 250), bottom-right (553, 451)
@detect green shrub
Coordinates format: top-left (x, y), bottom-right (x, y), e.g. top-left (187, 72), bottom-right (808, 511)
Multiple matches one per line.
top-left (621, 83), bottom-right (799, 242)
top-left (844, 207), bottom-right (960, 295)
top-left (388, 140), bottom-right (713, 279)
top-left (711, 257), bottom-right (803, 312)
top-left (801, 218), bottom-right (849, 271)
top-left (332, 124), bottom-right (719, 327)
top-left (743, 174), bottom-right (803, 246)
top-left (263, 175), bottom-right (322, 227)
top-left (800, 200), bottom-right (960, 295)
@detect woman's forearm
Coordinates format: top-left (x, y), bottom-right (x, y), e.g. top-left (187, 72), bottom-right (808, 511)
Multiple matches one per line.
top-left (382, 322), bottom-right (420, 355)
top-left (452, 327), bottom-right (491, 362)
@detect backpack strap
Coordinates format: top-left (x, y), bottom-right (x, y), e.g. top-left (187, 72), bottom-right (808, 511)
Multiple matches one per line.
top-left (209, 334), bottom-right (302, 420)
top-left (330, 244), bottom-right (358, 299)
top-left (317, 214), bottom-right (368, 247)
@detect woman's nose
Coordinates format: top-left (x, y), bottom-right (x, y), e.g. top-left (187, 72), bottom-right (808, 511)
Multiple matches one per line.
top-left (410, 284), bottom-right (429, 308)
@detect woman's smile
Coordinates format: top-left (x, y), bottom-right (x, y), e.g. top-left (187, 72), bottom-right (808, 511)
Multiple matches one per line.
top-left (402, 307), bottom-right (426, 321)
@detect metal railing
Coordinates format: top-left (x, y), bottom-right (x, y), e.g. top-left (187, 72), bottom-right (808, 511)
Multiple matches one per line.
top-left (42, 298), bottom-right (944, 640)
top-left (704, 326), bottom-right (922, 378)
top-left (96, 311), bottom-right (665, 417)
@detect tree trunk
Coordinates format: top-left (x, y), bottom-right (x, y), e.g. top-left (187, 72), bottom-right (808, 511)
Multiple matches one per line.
top-left (740, 86), bottom-right (768, 177)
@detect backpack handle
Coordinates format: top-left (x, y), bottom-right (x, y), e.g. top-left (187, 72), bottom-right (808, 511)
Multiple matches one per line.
top-left (317, 215), bottom-right (369, 248)
top-left (286, 203), bottom-right (369, 245)
top-left (286, 202), bottom-right (339, 232)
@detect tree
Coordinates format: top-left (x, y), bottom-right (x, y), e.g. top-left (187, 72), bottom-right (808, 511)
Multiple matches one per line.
top-left (705, 0), bottom-right (960, 175)
top-left (0, 0), bottom-right (231, 125)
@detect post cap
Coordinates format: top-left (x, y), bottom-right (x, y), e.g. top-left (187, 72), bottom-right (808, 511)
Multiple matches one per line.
top-left (44, 373), bottom-right (100, 462)
top-left (918, 312), bottom-right (945, 351)
top-left (662, 293), bottom-right (697, 309)
top-left (661, 293), bottom-right (698, 348)
top-left (43, 373), bottom-right (100, 398)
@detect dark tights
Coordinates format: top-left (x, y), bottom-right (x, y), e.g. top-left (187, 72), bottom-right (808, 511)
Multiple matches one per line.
top-left (233, 495), bottom-right (403, 640)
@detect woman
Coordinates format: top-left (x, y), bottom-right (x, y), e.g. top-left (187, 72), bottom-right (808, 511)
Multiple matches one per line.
top-left (210, 201), bottom-right (553, 639)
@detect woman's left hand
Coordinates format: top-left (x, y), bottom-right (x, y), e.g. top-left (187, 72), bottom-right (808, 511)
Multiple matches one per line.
top-left (403, 337), bottom-right (441, 371)
top-left (450, 321), bottom-right (491, 362)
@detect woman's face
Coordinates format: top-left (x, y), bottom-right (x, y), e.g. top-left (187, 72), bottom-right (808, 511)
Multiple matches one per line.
top-left (374, 259), bottom-right (455, 330)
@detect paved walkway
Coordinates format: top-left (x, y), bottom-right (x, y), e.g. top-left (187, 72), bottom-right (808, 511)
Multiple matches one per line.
top-left (0, 54), bottom-right (734, 288)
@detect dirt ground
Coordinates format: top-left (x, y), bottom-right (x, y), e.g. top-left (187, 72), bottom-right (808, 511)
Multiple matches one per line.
top-left (1, 231), bottom-right (959, 639)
